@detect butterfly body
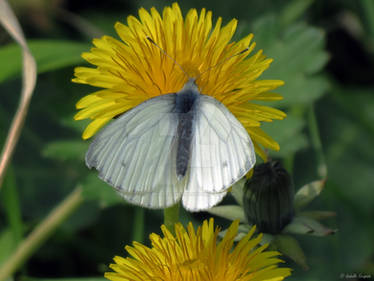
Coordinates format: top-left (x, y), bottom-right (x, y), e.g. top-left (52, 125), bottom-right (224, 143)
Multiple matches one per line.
top-left (175, 79), bottom-right (200, 179)
top-left (86, 79), bottom-right (255, 211)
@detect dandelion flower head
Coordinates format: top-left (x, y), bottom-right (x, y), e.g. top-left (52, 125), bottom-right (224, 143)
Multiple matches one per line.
top-left (105, 219), bottom-right (291, 281)
top-left (73, 3), bottom-right (286, 159)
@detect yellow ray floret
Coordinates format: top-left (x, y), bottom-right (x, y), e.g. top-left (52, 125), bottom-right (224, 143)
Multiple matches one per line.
top-left (105, 218), bottom-right (291, 281)
top-left (73, 2), bottom-right (286, 159)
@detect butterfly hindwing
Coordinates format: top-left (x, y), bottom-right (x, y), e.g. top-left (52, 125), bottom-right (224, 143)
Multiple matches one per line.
top-left (86, 94), bottom-right (187, 208)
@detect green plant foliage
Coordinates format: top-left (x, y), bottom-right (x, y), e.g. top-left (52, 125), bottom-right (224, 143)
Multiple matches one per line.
top-left (250, 18), bottom-right (330, 107)
top-left (81, 174), bottom-right (124, 208)
top-left (237, 7), bottom-right (330, 158)
top-left (42, 140), bottom-right (88, 162)
top-left (294, 179), bottom-right (325, 209)
top-left (1, 0), bottom-right (374, 280)
top-left (1, 168), bottom-right (23, 246)
top-left (0, 229), bottom-right (16, 266)
top-left (206, 205), bottom-right (247, 223)
top-left (0, 40), bottom-right (89, 83)
top-left (261, 115), bottom-right (308, 157)
top-left (272, 235), bottom-right (309, 270)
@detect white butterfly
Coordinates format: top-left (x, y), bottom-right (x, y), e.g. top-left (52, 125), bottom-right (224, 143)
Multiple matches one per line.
top-left (86, 78), bottom-right (255, 211)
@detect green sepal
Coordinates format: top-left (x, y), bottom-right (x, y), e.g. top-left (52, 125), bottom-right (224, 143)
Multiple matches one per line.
top-left (299, 210), bottom-right (336, 220)
top-left (218, 224), bottom-right (253, 241)
top-left (207, 205), bottom-right (247, 223)
top-left (284, 216), bottom-right (337, 236)
top-left (271, 234), bottom-right (309, 270)
top-left (294, 179), bottom-right (326, 209)
top-left (230, 177), bottom-right (246, 206)
top-left (260, 233), bottom-right (274, 245)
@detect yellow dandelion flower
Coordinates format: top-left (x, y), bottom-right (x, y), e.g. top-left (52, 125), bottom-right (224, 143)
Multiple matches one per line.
top-left (73, 3), bottom-right (285, 160)
top-left (73, 3), bottom-right (286, 211)
top-left (105, 218), bottom-right (291, 281)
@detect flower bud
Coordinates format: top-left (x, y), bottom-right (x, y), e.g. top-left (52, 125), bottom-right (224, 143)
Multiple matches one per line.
top-left (243, 161), bottom-right (294, 234)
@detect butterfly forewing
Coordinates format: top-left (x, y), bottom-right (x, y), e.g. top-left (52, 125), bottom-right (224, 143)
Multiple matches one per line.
top-left (86, 94), bottom-right (187, 208)
top-left (182, 95), bottom-right (255, 211)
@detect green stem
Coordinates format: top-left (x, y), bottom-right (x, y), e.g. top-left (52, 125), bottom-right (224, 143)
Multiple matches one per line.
top-left (1, 166), bottom-right (23, 245)
top-left (0, 187), bottom-right (84, 281)
top-left (283, 154), bottom-right (294, 175)
top-left (308, 105), bottom-right (327, 179)
top-left (132, 207), bottom-right (145, 244)
top-left (284, 106), bottom-right (306, 174)
top-left (163, 203), bottom-right (180, 234)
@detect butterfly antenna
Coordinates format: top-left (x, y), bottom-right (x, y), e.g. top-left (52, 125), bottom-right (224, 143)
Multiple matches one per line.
top-left (146, 36), bottom-right (189, 79)
top-left (196, 47), bottom-right (250, 80)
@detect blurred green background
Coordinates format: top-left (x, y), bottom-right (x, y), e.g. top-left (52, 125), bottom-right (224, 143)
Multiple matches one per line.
top-left (0, 0), bottom-right (373, 280)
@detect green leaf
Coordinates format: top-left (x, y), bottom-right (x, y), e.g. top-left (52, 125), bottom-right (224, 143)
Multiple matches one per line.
top-left (206, 205), bottom-right (246, 223)
top-left (0, 228), bottom-right (17, 267)
top-left (272, 234), bottom-right (309, 270)
top-left (294, 179), bottom-right (325, 209)
top-left (262, 114), bottom-right (308, 157)
top-left (324, 86), bottom-right (374, 214)
top-left (304, 50), bottom-right (330, 75)
top-left (0, 40), bottom-right (89, 83)
top-left (1, 167), bottom-right (23, 245)
top-left (330, 86), bottom-right (374, 140)
top-left (81, 174), bottom-right (124, 208)
top-left (60, 115), bottom-right (91, 134)
top-left (277, 24), bottom-right (326, 74)
top-left (245, 15), bottom-right (329, 160)
top-left (60, 200), bottom-right (101, 234)
top-left (42, 140), bottom-right (89, 161)
top-left (280, 0), bottom-right (314, 26)
top-left (274, 75), bottom-right (329, 107)
top-left (250, 18), bottom-right (329, 107)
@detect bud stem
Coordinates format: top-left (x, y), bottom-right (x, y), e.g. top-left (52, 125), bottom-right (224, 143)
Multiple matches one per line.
top-left (308, 105), bottom-right (327, 178)
top-left (163, 202), bottom-right (180, 234)
top-left (132, 207), bottom-right (145, 244)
